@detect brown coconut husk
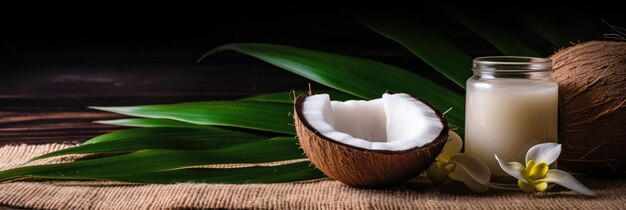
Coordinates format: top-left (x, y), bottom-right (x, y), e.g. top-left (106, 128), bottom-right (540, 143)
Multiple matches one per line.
top-left (550, 41), bottom-right (626, 177)
top-left (293, 94), bottom-right (448, 188)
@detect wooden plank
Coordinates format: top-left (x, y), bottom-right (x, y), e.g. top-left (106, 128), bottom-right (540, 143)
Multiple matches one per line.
top-left (0, 109), bottom-right (123, 145)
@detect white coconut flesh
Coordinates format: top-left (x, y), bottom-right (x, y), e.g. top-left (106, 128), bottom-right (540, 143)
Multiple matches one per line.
top-left (302, 93), bottom-right (444, 151)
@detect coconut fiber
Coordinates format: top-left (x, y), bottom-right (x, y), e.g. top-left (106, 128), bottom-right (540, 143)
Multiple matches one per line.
top-left (550, 41), bottom-right (626, 176)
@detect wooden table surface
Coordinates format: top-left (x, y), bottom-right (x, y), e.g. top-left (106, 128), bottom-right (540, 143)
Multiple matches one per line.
top-left (0, 57), bottom-right (314, 145)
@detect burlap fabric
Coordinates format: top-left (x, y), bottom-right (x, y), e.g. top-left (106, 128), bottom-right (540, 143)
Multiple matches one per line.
top-left (0, 144), bottom-right (624, 209)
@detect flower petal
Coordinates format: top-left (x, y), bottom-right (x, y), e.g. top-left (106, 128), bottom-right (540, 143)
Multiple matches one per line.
top-left (427, 163), bottom-right (450, 184)
top-left (518, 179), bottom-right (536, 193)
top-left (449, 154), bottom-right (491, 193)
top-left (525, 143), bottom-right (561, 165)
top-left (444, 163), bottom-right (455, 173)
top-left (528, 162), bottom-right (549, 180)
top-left (534, 181), bottom-right (548, 191)
top-left (525, 160), bottom-right (536, 175)
top-left (540, 169), bottom-right (595, 196)
top-left (495, 155), bottom-right (527, 183)
top-left (438, 131), bottom-right (463, 162)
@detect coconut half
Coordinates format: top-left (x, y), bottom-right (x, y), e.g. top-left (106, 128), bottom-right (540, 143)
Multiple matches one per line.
top-left (294, 93), bottom-right (448, 188)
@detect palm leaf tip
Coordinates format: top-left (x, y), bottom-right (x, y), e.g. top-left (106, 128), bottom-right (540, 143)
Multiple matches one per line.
top-left (93, 118), bottom-right (203, 128)
top-left (89, 101), bottom-right (297, 135)
top-left (197, 43), bottom-right (239, 63)
top-left (89, 106), bottom-right (133, 114)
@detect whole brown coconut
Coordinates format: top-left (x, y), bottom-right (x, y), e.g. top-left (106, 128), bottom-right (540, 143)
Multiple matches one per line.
top-left (293, 94), bottom-right (448, 188)
top-left (550, 41), bottom-right (626, 176)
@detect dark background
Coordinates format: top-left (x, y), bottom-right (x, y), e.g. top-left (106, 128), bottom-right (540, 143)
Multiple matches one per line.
top-left (1, 5), bottom-right (624, 144)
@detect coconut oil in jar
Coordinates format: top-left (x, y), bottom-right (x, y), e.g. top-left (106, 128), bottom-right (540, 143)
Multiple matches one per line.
top-left (465, 56), bottom-right (558, 186)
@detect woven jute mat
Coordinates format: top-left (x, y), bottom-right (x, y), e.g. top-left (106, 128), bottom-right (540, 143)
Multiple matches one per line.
top-left (0, 144), bottom-right (624, 210)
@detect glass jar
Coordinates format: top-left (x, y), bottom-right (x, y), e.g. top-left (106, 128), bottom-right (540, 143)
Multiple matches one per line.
top-left (465, 56), bottom-right (558, 185)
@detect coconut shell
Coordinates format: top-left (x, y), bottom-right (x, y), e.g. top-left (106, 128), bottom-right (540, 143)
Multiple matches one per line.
top-left (550, 41), bottom-right (626, 176)
top-left (294, 95), bottom-right (448, 188)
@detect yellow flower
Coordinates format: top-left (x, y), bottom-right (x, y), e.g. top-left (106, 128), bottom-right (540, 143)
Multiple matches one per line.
top-left (495, 143), bottom-right (594, 196)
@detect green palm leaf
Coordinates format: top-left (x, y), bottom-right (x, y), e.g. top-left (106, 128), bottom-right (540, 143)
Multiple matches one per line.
top-left (104, 161), bottom-right (325, 184)
top-left (94, 118), bottom-right (210, 130)
top-left (32, 127), bottom-right (268, 160)
top-left (358, 17), bottom-right (472, 88)
top-left (242, 90), bottom-right (361, 103)
top-left (513, 10), bottom-right (574, 48)
top-left (91, 101), bottom-right (295, 135)
top-left (0, 137), bottom-right (303, 182)
top-left (449, 12), bottom-right (541, 57)
top-left (201, 43), bottom-right (465, 130)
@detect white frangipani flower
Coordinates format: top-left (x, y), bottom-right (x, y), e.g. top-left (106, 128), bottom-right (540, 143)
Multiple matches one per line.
top-left (427, 131), bottom-right (491, 193)
top-left (495, 143), bottom-right (594, 196)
